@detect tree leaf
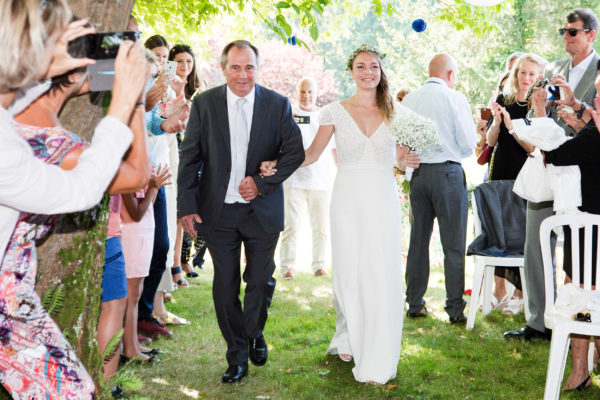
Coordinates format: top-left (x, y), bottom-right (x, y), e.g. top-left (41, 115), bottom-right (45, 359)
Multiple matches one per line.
top-left (276, 1), bottom-right (290, 8)
top-left (309, 22), bottom-right (319, 41)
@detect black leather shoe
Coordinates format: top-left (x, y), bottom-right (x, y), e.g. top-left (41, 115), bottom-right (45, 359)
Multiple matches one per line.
top-left (503, 325), bottom-right (551, 341)
top-left (406, 307), bottom-right (432, 319)
top-left (248, 336), bottom-right (268, 366)
top-left (221, 363), bottom-right (248, 383)
top-left (449, 314), bottom-right (467, 325)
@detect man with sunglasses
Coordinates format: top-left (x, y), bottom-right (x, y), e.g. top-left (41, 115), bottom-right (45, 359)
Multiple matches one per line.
top-left (504, 8), bottom-right (599, 342)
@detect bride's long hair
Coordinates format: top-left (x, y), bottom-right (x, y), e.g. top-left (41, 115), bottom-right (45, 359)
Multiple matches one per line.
top-left (347, 46), bottom-right (394, 124)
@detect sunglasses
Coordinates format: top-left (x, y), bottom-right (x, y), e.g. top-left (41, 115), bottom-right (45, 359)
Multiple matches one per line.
top-left (559, 28), bottom-right (591, 37)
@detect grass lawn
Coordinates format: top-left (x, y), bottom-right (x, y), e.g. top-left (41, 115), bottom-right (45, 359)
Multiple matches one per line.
top-left (119, 263), bottom-right (599, 400)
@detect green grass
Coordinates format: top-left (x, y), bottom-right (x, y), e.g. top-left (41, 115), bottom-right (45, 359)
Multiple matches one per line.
top-left (118, 264), bottom-right (599, 400)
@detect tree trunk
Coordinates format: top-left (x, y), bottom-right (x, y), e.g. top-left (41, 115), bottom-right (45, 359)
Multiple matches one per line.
top-left (34, 0), bottom-right (135, 387)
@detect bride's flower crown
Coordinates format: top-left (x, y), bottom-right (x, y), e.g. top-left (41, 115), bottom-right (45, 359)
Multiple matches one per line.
top-left (346, 44), bottom-right (386, 71)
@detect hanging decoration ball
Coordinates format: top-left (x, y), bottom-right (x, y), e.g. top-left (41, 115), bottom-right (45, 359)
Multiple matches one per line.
top-left (287, 35), bottom-right (298, 45)
top-left (411, 19), bottom-right (427, 33)
top-left (465, 0), bottom-right (504, 5)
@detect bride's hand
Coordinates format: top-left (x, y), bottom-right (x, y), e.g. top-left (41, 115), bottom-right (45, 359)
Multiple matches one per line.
top-left (259, 160), bottom-right (277, 177)
top-left (406, 152), bottom-right (421, 169)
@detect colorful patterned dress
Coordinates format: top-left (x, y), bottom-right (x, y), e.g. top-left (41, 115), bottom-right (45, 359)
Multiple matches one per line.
top-left (0, 124), bottom-right (95, 399)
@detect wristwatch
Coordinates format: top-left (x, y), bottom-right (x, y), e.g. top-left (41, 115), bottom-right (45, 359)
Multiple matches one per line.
top-left (576, 102), bottom-right (587, 119)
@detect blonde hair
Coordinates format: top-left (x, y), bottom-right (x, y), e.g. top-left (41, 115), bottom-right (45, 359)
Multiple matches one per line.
top-left (502, 53), bottom-right (547, 106)
top-left (0, 0), bottom-right (70, 92)
top-left (349, 49), bottom-right (394, 123)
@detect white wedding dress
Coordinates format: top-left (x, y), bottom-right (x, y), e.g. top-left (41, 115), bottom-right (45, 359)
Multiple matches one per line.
top-left (321, 102), bottom-right (404, 384)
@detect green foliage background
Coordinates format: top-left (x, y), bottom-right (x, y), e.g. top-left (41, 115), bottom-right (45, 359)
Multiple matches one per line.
top-left (135, 0), bottom-right (600, 111)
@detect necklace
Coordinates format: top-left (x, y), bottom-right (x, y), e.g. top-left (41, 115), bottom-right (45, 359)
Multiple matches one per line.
top-left (516, 100), bottom-right (527, 106)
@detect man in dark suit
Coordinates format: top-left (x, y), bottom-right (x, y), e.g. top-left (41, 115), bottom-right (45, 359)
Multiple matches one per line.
top-left (504, 8), bottom-right (598, 342)
top-left (178, 40), bottom-right (304, 383)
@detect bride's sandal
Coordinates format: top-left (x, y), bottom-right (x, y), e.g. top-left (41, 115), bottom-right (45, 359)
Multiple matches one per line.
top-left (339, 353), bottom-right (353, 362)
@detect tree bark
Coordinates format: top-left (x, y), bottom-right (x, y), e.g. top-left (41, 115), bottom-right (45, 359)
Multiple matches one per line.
top-left (35, 0), bottom-right (135, 387)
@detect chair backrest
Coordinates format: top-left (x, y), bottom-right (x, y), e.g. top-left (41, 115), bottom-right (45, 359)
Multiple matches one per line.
top-left (540, 213), bottom-right (600, 323)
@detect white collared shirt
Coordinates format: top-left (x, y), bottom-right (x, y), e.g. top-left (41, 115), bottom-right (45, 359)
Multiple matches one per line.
top-left (402, 77), bottom-right (477, 164)
top-left (568, 50), bottom-right (595, 90)
top-left (224, 85), bottom-right (255, 203)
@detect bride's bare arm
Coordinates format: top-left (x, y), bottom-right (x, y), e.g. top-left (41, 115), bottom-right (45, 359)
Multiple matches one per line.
top-left (259, 124), bottom-right (335, 177)
top-left (302, 125), bottom-right (335, 167)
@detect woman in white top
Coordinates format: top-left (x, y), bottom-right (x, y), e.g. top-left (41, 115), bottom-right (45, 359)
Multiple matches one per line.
top-left (0, 1), bottom-right (148, 262)
top-left (0, 1), bottom-right (147, 397)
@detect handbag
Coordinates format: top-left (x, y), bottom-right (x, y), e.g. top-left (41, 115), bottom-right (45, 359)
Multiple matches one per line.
top-left (477, 144), bottom-right (492, 165)
top-left (512, 148), bottom-right (553, 203)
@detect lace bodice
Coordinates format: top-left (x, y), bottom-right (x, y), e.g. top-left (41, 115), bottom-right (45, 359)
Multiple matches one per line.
top-left (320, 102), bottom-right (396, 168)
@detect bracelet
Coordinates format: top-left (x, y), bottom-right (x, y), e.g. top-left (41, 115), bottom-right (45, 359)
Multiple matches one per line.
top-left (135, 101), bottom-right (146, 107)
top-left (577, 102), bottom-right (587, 119)
top-left (508, 128), bottom-right (515, 135)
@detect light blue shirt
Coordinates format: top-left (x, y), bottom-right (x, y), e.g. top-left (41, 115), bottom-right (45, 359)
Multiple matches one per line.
top-left (402, 77), bottom-right (476, 164)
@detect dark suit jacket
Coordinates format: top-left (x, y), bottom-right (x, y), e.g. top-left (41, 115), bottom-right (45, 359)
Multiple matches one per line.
top-left (528, 51), bottom-right (599, 136)
top-left (177, 84), bottom-right (305, 235)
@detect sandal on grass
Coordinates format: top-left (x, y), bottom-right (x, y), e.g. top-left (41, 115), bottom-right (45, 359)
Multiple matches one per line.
top-left (182, 263), bottom-right (199, 278)
top-left (171, 266), bottom-right (189, 288)
top-left (154, 311), bottom-right (190, 326)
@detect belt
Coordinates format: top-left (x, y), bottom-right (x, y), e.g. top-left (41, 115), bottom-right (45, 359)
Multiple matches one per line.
top-left (421, 161), bottom-right (460, 166)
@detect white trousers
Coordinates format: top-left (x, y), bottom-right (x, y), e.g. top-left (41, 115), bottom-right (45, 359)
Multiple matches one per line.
top-left (280, 187), bottom-right (330, 274)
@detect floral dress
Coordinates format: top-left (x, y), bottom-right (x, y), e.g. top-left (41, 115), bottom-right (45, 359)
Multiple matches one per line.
top-left (0, 124), bottom-right (95, 399)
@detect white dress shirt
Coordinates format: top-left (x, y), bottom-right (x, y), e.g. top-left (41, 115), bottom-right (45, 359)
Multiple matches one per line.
top-left (0, 107), bottom-right (133, 261)
top-left (285, 107), bottom-right (335, 191)
top-left (401, 77), bottom-right (477, 164)
top-left (225, 86), bottom-right (255, 203)
top-left (568, 50), bottom-right (596, 90)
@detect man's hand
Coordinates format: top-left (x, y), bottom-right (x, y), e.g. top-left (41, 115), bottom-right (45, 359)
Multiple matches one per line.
top-left (553, 77), bottom-right (577, 108)
top-left (591, 97), bottom-right (600, 133)
top-left (557, 105), bottom-right (585, 132)
top-left (239, 176), bottom-right (259, 201)
top-left (181, 214), bottom-right (202, 236)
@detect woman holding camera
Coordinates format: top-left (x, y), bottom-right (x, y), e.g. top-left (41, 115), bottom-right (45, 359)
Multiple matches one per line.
top-left (485, 53), bottom-right (547, 315)
top-left (0, 1), bottom-right (148, 398)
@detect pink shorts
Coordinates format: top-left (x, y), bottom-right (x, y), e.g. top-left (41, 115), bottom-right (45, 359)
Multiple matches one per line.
top-left (120, 224), bottom-right (154, 278)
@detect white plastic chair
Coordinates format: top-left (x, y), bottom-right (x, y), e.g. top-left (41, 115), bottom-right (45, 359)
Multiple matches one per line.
top-left (541, 213), bottom-right (600, 400)
top-left (466, 192), bottom-right (530, 331)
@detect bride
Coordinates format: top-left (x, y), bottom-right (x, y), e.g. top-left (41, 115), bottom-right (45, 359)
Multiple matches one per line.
top-left (262, 44), bottom-right (419, 384)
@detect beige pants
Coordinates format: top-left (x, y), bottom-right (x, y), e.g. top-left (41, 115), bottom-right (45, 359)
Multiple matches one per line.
top-left (280, 187), bottom-right (330, 274)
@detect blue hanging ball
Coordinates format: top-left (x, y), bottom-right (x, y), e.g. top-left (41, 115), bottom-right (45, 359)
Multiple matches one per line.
top-left (412, 19), bottom-right (427, 33)
top-left (287, 37), bottom-right (292, 44)
top-left (291, 36), bottom-right (297, 46)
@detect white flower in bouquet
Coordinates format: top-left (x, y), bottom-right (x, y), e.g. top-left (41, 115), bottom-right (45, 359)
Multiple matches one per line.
top-left (390, 105), bottom-right (440, 186)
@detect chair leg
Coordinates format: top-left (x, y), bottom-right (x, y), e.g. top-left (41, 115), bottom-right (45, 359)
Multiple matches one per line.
top-left (588, 339), bottom-right (595, 374)
top-left (519, 266), bottom-right (531, 320)
top-left (544, 327), bottom-right (570, 400)
top-left (482, 266), bottom-right (494, 315)
top-left (467, 259), bottom-right (485, 331)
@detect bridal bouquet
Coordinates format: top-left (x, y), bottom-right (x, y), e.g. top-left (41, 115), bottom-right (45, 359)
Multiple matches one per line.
top-left (390, 107), bottom-right (440, 191)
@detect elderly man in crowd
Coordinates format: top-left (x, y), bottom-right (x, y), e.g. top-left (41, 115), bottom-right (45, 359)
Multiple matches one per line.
top-left (505, 8), bottom-right (599, 342)
top-left (280, 77), bottom-right (335, 280)
top-left (402, 54), bottom-right (477, 325)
